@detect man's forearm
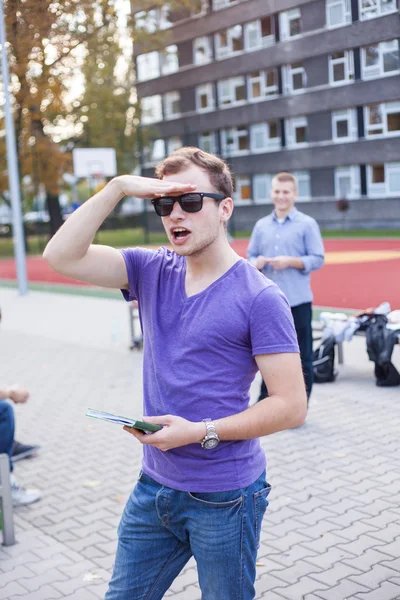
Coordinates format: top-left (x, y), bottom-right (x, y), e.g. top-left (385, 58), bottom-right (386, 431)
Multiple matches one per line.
top-left (213, 395), bottom-right (305, 440)
top-left (43, 179), bottom-right (124, 264)
top-left (288, 256), bottom-right (305, 270)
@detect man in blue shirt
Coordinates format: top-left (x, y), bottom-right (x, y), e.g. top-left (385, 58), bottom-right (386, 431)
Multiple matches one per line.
top-left (248, 172), bottom-right (325, 403)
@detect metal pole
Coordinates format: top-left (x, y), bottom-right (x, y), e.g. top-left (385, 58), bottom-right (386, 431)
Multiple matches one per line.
top-left (0, 1), bottom-right (28, 295)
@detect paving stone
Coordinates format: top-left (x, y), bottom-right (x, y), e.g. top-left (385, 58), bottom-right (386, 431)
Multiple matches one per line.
top-left (353, 581), bottom-right (400, 600)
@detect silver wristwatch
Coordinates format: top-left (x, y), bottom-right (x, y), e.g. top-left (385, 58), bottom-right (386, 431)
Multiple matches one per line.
top-left (201, 418), bottom-right (220, 450)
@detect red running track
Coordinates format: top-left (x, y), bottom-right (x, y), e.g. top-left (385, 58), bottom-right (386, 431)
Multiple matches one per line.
top-left (1, 238), bottom-right (399, 310)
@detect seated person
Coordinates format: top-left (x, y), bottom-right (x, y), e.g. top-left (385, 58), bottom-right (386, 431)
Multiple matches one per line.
top-left (0, 384), bottom-right (41, 506)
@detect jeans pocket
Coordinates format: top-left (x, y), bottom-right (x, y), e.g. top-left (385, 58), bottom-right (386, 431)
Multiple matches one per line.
top-left (253, 482), bottom-right (272, 545)
top-left (188, 490), bottom-right (244, 508)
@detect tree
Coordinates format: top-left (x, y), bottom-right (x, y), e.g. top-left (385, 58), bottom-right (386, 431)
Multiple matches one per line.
top-left (1, 0), bottom-right (121, 235)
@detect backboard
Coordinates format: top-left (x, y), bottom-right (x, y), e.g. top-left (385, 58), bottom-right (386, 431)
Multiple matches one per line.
top-left (72, 148), bottom-right (117, 178)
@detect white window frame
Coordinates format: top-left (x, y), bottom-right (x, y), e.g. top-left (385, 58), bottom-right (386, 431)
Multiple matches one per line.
top-left (283, 63), bottom-right (306, 94)
top-left (218, 76), bottom-right (246, 108)
top-left (253, 174), bottom-right (274, 204)
top-left (221, 126), bottom-right (249, 156)
top-left (167, 137), bottom-right (182, 155)
top-left (334, 166), bottom-right (361, 199)
top-left (359, 0), bottom-right (397, 21)
top-left (247, 69), bottom-right (278, 101)
top-left (234, 176), bottom-right (252, 205)
top-left (365, 101), bottom-right (400, 138)
top-left (136, 51), bottom-right (160, 82)
top-left (279, 8), bottom-right (302, 41)
top-left (215, 24), bottom-right (243, 59)
top-left (285, 117), bottom-right (308, 148)
top-left (332, 108), bottom-right (357, 142)
top-left (141, 95), bottom-right (163, 125)
top-left (367, 162), bottom-right (400, 197)
top-left (244, 17), bottom-right (274, 51)
top-left (361, 40), bottom-right (400, 80)
top-left (134, 6), bottom-right (172, 33)
top-left (193, 36), bottom-right (213, 65)
top-left (196, 83), bottom-right (215, 112)
top-left (250, 121), bottom-right (280, 153)
top-left (163, 91), bottom-right (180, 120)
top-left (326, 0), bottom-right (352, 28)
top-left (160, 45), bottom-right (179, 76)
top-left (198, 131), bottom-right (217, 154)
top-left (144, 138), bottom-right (166, 166)
top-left (292, 171), bottom-right (311, 201)
top-left (329, 50), bottom-right (354, 85)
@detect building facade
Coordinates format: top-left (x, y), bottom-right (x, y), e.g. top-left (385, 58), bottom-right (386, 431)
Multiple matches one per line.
top-left (133, 0), bottom-right (400, 230)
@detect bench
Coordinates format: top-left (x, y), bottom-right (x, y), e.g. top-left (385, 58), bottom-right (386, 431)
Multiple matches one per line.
top-left (0, 453), bottom-right (15, 546)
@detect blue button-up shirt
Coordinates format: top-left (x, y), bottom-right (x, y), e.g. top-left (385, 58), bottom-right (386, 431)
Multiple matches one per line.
top-left (247, 208), bottom-right (325, 307)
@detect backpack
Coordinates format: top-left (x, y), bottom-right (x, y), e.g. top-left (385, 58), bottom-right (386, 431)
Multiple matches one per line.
top-left (313, 334), bottom-right (337, 383)
top-left (365, 315), bottom-right (400, 387)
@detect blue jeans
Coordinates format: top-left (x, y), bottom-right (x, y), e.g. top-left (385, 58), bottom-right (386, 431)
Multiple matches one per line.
top-left (105, 470), bottom-right (271, 600)
top-left (0, 400), bottom-right (14, 473)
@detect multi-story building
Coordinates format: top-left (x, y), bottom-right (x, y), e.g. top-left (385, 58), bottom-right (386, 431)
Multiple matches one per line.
top-left (132, 0), bottom-right (400, 229)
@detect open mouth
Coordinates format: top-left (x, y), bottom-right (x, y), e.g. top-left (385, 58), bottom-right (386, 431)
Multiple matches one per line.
top-left (171, 228), bottom-right (191, 244)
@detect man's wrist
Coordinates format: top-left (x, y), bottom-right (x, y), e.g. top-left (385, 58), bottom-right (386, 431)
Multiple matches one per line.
top-left (192, 421), bottom-right (207, 444)
top-left (107, 177), bottom-right (127, 201)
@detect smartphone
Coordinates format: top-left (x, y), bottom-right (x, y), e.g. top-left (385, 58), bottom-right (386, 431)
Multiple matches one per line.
top-left (86, 408), bottom-right (163, 433)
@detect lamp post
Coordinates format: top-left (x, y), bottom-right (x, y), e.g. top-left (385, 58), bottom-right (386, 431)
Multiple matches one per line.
top-left (0, 1), bottom-right (28, 294)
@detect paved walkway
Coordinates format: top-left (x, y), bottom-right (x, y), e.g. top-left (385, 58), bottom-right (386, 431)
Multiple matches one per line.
top-left (0, 287), bottom-right (399, 600)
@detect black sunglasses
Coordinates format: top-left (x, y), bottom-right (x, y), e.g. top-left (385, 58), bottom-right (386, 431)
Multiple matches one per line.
top-left (151, 192), bottom-right (225, 217)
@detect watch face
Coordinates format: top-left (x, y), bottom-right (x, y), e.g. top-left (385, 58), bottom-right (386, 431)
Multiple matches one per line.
top-left (204, 437), bottom-right (219, 450)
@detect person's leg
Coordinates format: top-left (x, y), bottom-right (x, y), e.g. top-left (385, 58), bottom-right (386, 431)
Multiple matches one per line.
top-left (105, 472), bottom-right (192, 600)
top-left (291, 302), bottom-right (314, 401)
top-left (187, 471), bottom-right (271, 600)
top-left (0, 400), bottom-right (15, 473)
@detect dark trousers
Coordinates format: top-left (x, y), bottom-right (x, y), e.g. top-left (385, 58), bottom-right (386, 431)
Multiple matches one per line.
top-left (258, 302), bottom-right (313, 403)
top-left (0, 400), bottom-right (15, 472)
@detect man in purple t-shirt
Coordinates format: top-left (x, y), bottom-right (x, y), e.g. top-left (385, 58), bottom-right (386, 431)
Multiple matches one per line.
top-left (44, 147), bottom-right (307, 600)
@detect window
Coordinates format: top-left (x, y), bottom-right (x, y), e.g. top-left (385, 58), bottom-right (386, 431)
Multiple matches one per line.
top-left (279, 9), bottom-right (302, 40)
top-left (234, 176), bottom-right (252, 204)
top-left (218, 76), bottom-right (246, 107)
top-left (160, 45), bottom-right (179, 76)
top-left (213, 0), bottom-right (239, 9)
top-left (250, 121), bottom-right (280, 152)
top-left (193, 36), bottom-right (213, 65)
top-left (326, 0), bottom-right (352, 28)
top-left (359, 0), bottom-right (397, 20)
top-left (329, 50), bottom-right (354, 84)
top-left (285, 117), bottom-right (308, 147)
top-left (292, 171), bottom-right (311, 201)
top-left (253, 174), bottom-right (274, 203)
top-left (167, 137), bottom-right (182, 154)
top-left (248, 69), bottom-right (278, 101)
top-left (335, 166), bottom-right (361, 199)
top-left (365, 101), bottom-right (400, 137)
top-left (362, 40), bottom-right (400, 79)
top-left (283, 63), bottom-right (306, 94)
top-left (136, 51), bottom-right (160, 82)
top-left (144, 139), bottom-right (166, 165)
top-left (368, 162), bottom-right (400, 196)
top-left (215, 24), bottom-right (243, 59)
top-left (332, 109), bottom-right (357, 141)
top-left (196, 83), bottom-right (215, 112)
top-left (244, 17), bottom-right (274, 50)
top-left (164, 91), bottom-right (180, 119)
top-left (221, 126), bottom-right (249, 155)
top-left (141, 95), bottom-right (163, 124)
top-left (199, 131), bottom-right (217, 154)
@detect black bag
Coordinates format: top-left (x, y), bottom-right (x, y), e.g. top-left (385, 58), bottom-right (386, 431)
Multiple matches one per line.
top-left (366, 315), bottom-right (400, 387)
top-left (313, 334), bottom-right (337, 383)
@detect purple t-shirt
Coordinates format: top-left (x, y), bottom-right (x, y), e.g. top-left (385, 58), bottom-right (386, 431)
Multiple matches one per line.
top-left (121, 246), bottom-right (299, 492)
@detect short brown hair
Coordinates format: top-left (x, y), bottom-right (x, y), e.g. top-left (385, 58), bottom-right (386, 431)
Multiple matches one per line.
top-left (273, 172), bottom-right (298, 191)
top-left (155, 147), bottom-right (233, 198)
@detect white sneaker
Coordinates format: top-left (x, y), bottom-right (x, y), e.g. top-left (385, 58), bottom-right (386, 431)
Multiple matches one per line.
top-left (10, 474), bottom-right (41, 506)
